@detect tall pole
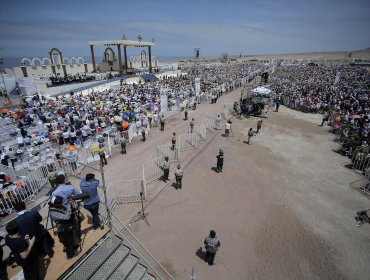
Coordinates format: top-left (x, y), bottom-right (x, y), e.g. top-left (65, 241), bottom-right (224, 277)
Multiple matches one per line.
top-left (117, 44), bottom-right (123, 76)
top-left (148, 46), bottom-right (152, 73)
top-left (123, 46), bottom-right (128, 74)
top-left (100, 162), bottom-right (112, 232)
top-left (90, 45), bottom-right (96, 72)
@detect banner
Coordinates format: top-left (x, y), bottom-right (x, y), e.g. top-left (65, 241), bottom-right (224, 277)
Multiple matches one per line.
top-left (160, 87), bottom-right (168, 113)
top-left (195, 77), bottom-right (201, 96)
top-left (334, 71), bottom-right (341, 85)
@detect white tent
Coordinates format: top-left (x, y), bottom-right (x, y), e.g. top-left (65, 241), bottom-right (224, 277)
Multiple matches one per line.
top-left (251, 86), bottom-right (272, 95)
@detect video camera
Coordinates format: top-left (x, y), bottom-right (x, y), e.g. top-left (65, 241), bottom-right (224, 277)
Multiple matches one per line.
top-left (70, 192), bottom-right (90, 202)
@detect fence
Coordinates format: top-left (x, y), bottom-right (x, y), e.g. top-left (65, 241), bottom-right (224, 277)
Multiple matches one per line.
top-left (351, 153), bottom-right (370, 173)
top-left (163, 108), bottom-right (180, 120)
top-left (106, 179), bottom-right (145, 204)
top-left (156, 142), bottom-right (179, 163)
top-left (193, 125), bottom-right (207, 141)
top-left (0, 164), bottom-right (49, 215)
top-left (203, 118), bottom-right (216, 133)
top-left (142, 155), bottom-right (165, 187)
top-left (179, 133), bottom-right (198, 151)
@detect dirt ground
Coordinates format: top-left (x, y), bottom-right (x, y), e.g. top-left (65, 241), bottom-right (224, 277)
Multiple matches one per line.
top-left (92, 86), bottom-right (370, 280)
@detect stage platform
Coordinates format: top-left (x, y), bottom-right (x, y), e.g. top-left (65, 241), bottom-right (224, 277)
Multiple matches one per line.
top-left (7, 209), bottom-right (109, 280)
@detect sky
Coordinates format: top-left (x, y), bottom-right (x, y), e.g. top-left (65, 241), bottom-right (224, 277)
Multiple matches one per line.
top-left (0, 0), bottom-right (370, 61)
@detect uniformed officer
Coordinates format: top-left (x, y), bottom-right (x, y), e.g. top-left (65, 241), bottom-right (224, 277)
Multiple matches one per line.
top-left (216, 149), bottom-right (224, 173)
top-left (119, 134), bottom-right (127, 154)
top-left (171, 132), bottom-right (176, 151)
top-left (160, 114), bottom-right (165, 131)
top-left (190, 118), bottom-right (195, 133)
top-left (174, 164), bottom-right (183, 189)
top-left (162, 156), bottom-right (170, 183)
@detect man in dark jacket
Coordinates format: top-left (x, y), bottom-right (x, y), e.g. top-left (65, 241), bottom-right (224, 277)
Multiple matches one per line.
top-left (80, 174), bottom-right (103, 230)
top-left (14, 201), bottom-right (54, 258)
top-left (216, 150), bottom-right (224, 173)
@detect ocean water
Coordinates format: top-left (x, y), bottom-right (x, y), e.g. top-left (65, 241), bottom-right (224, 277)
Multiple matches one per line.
top-left (0, 55), bottom-right (192, 68)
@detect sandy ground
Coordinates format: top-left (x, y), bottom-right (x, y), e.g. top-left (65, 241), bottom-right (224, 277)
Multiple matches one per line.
top-left (87, 85), bottom-right (370, 280)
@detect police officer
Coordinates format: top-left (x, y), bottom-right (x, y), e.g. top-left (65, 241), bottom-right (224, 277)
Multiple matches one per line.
top-left (160, 114), bottom-right (165, 131)
top-left (162, 156), bottom-right (170, 183)
top-left (174, 164), bottom-right (183, 189)
top-left (190, 118), bottom-right (195, 133)
top-left (171, 132), bottom-right (176, 151)
top-left (216, 149), bottom-right (224, 173)
top-left (119, 133), bottom-right (127, 154)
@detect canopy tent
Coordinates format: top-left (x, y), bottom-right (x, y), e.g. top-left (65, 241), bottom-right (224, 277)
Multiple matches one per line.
top-left (251, 86), bottom-right (272, 95)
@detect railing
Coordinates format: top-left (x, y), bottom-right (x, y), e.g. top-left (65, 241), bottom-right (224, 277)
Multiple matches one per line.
top-left (106, 179), bottom-right (145, 204)
top-left (0, 164), bottom-right (50, 215)
top-left (179, 133), bottom-right (198, 151)
top-left (162, 108), bottom-right (179, 120)
top-left (352, 152), bottom-right (370, 173)
top-left (110, 211), bottom-right (175, 280)
top-left (142, 155), bottom-right (165, 187)
top-left (193, 125), bottom-right (206, 141)
top-left (156, 142), bottom-right (179, 163)
top-left (203, 118), bottom-right (216, 133)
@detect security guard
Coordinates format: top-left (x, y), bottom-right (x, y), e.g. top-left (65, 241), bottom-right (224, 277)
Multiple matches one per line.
top-left (160, 114), bottom-right (165, 131)
top-left (174, 164), bottom-right (183, 189)
top-left (171, 132), bottom-right (176, 151)
top-left (162, 156), bottom-right (170, 183)
top-left (119, 134), bottom-right (127, 154)
top-left (190, 118), bottom-right (195, 133)
top-left (184, 108), bottom-right (188, 120)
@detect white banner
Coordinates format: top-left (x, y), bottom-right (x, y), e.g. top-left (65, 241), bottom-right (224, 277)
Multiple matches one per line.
top-left (334, 71), bottom-right (341, 85)
top-left (160, 87), bottom-right (168, 113)
top-left (195, 77), bottom-right (201, 96)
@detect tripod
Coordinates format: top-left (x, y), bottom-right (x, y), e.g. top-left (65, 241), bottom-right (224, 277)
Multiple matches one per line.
top-left (133, 192), bottom-right (150, 226)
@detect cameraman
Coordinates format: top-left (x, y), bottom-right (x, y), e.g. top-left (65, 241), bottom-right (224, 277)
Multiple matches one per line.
top-left (52, 174), bottom-right (81, 207)
top-left (80, 174), bottom-right (104, 230)
top-left (49, 196), bottom-right (79, 259)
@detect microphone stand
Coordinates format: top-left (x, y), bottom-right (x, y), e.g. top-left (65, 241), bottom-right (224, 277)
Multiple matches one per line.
top-left (133, 192), bottom-right (150, 226)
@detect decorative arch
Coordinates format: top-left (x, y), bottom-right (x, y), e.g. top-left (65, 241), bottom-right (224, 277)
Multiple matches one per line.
top-left (103, 47), bottom-right (116, 63)
top-left (21, 58), bottom-right (33, 66)
top-left (140, 50), bottom-right (147, 61)
top-left (42, 57), bottom-right (51, 65)
top-left (77, 57), bottom-right (85, 64)
top-left (32, 58), bottom-right (42, 66)
top-left (129, 56), bottom-right (134, 62)
top-left (49, 48), bottom-right (63, 65)
top-left (70, 57), bottom-right (78, 64)
top-left (134, 56), bottom-right (140, 62)
top-left (63, 57), bottom-right (70, 64)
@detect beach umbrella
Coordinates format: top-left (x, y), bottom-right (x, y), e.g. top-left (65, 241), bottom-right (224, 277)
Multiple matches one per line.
top-left (114, 116), bottom-right (121, 122)
top-left (89, 143), bottom-right (100, 154)
top-left (122, 122), bottom-right (129, 129)
top-left (66, 145), bottom-right (77, 151)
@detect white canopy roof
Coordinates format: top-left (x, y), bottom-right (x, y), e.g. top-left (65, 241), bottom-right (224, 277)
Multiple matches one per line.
top-left (251, 86), bottom-right (272, 95)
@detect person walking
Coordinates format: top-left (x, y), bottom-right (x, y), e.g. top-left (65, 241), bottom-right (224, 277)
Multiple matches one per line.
top-left (162, 156), bottom-right (170, 183)
top-left (171, 132), bottom-right (176, 151)
top-left (98, 148), bottom-right (108, 165)
top-left (153, 111), bottom-right (158, 127)
top-left (119, 134), bottom-right (127, 154)
top-left (204, 230), bottom-right (221, 266)
top-left (247, 128), bottom-right (256, 144)
top-left (160, 114), bottom-right (165, 131)
top-left (184, 108), bottom-right (188, 120)
top-left (256, 119), bottom-right (263, 133)
top-left (190, 118), bottom-right (195, 133)
top-left (216, 149), bottom-right (224, 173)
top-left (174, 164), bottom-right (183, 189)
top-left (275, 99), bottom-right (280, 112)
top-left (80, 173), bottom-right (104, 231)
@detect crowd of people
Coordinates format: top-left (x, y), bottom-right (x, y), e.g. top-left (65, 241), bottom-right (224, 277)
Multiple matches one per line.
top-left (271, 64), bottom-right (370, 163)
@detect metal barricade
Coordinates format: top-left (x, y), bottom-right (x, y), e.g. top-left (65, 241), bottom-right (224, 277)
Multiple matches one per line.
top-left (142, 155), bottom-right (165, 186)
top-left (352, 153), bottom-right (370, 173)
top-left (106, 179), bottom-right (145, 204)
top-left (156, 142), bottom-right (179, 163)
top-left (193, 125), bottom-right (206, 141)
top-left (163, 108), bottom-right (179, 120)
top-left (203, 119), bottom-right (215, 133)
top-left (179, 133), bottom-right (198, 151)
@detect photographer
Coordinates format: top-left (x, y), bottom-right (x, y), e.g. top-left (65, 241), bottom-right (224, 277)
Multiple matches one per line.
top-left (49, 196), bottom-right (79, 259)
top-left (52, 174), bottom-right (81, 207)
top-left (80, 174), bottom-right (104, 231)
